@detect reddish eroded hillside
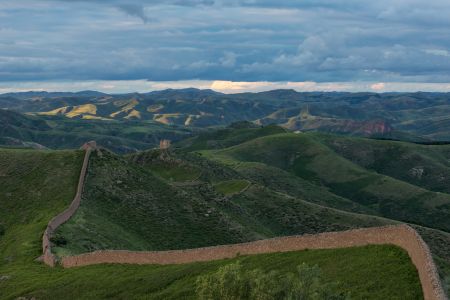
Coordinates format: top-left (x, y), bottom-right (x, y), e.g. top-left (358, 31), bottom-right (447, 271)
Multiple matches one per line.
top-left (285, 117), bottom-right (393, 136)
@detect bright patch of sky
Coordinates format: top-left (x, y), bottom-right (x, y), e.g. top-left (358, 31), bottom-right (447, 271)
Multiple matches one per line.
top-left (0, 1), bottom-right (449, 92)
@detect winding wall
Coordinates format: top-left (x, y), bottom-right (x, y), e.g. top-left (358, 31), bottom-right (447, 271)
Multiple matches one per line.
top-left (41, 141), bottom-right (95, 267)
top-left (39, 141), bottom-right (446, 299)
top-left (60, 225), bottom-right (446, 300)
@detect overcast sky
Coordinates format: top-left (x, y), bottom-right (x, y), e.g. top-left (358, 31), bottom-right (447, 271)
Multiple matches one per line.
top-left (1, 0), bottom-right (450, 93)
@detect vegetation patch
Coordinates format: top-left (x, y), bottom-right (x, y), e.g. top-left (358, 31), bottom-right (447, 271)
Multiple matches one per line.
top-left (213, 179), bottom-right (250, 195)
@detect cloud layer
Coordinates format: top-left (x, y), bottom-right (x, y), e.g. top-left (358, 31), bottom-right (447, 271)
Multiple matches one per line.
top-left (0, 1), bottom-right (449, 87)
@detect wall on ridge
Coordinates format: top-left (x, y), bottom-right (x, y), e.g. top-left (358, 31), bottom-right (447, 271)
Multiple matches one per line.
top-left (41, 142), bottom-right (95, 266)
top-left (61, 225), bottom-right (446, 300)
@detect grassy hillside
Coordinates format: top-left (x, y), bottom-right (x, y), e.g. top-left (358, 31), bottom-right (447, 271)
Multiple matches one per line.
top-left (185, 127), bottom-right (450, 293)
top-left (0, 148), bottom-right (423, 299)
top-left (0, 149), bottom-right (84, 263)
top-left (315, 134), bottom-right (450, 194)
top-left (55, 148), bottom-right (395, 256)
top-left (200, 133), bottom-right (450, 233)
top-left (175, 123), bottom-right (287, 152)
top-left (54, 149), bottom-right (255, 255)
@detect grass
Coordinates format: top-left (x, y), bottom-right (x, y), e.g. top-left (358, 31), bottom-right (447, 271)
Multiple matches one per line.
top-left (200, 132), bottom-right (450, 233)
top-left (55, 149), bottom-right (256, 255)
top-left (315, 133), bottom-right (450, 194)
top-left (0, 245), bottom-right (422, 300)
top-left (128, 150), bottom-right (202, 182)
top-left (176, 124), bottom-right (286, 152)
top-left (213, 179), bottom-right (250, 195)
top-left (189, 128), bottom-right (450, 294)
top-left (146, 163), bottom-right (201, 182)
top-left (0, 147), bottom-right (424, 299)
top-left (0, 148), bottom-right (83, 264)
top-left (56, 149), bottom-right (396, 255)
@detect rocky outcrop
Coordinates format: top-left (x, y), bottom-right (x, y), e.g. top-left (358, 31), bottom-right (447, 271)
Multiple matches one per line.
top-left (60, 225), bottom-right (445, 300)
top-left (41, 142), bottom-right (95, 266)
top-left (286, 117), bottom-right (394, 136)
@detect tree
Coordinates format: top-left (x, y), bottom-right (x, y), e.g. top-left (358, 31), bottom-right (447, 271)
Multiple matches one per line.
top-left (196, 261), bottom-right (350, 300)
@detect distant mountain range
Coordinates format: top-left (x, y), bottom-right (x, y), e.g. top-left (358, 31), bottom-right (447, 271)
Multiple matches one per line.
top-left (2, 89), bottom-right (450, 151)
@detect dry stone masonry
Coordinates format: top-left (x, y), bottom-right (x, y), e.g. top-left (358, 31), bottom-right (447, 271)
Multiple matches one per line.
top-left (40, 141), bottom-right (446, 300)
top-left (41, 141), bottom-right (95, 266)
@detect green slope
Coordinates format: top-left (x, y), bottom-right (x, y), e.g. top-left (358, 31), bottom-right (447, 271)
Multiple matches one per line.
top-left (175, 123), bottom-right (287, 152)
top-left (54, 149), bottom-right (256, 255)
top-left (0, 148), bottom-right (423, 299)
top-left (315, 133), bottom-right (450, 194)
top-left (200, 132), bottom-right (450, 233)
top-left (0, 149), bottom-right (84, 264)
top-left (55, 148), bottom-right (393, 255)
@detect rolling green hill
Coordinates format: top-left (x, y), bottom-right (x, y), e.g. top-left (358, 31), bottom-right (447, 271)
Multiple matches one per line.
top-left (200, 132), bottom-right (450, 233)
top-left (3, 90), bottom-right (450, 141)
top-left (0, 109), bottom-right (192, 153)
top-left (0, 148), bottom-right (423, 299)
top-left (315, 134), bottom-right (450, 194)
top-left (54, 148), bottom-right (393, 255)
top-left (174, 125), bottom-right (450, 292)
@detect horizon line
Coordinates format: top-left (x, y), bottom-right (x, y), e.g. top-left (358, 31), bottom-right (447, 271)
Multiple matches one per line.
top-left (1, 80), bottom-right (450, 94)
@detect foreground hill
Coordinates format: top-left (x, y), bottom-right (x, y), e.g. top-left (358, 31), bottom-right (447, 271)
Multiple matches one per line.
top-left (49, 127), bottom-right (450, 294)
top-left (0, 148), bottom-right (423, 299)
top-left (176, 125), bottom-right (450, 290)
top-left (200, 132), bottom-right (450, 233)
top-left (54, 148), bottom-right (391, 255)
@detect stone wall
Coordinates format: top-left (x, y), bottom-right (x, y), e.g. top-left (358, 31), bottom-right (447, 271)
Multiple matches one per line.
top-left (39, 141), bottom-right (446, 299)
top-left (41, 142), bottom-right (94, 266)
top-left (61, 225), bottom-right (446, 300)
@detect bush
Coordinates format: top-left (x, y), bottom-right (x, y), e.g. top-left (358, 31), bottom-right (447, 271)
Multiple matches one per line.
top-left (50, 234), bottom-right (67, 246)
top-left (196, 261), bottom-right (350, 300)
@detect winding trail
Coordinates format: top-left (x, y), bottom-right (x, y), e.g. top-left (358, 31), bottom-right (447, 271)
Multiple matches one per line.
top-left (40, 142), bottom-right (446, 300)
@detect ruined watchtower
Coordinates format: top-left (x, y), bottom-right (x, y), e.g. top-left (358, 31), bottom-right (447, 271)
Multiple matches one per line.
top-left (159, 139), bottom-right (171, 150)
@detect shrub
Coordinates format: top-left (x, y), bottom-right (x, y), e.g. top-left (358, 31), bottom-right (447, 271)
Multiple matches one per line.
top-left (196, 261), bottom-right (350, 300)
top-left (50, 234), bottom-right (67, 246)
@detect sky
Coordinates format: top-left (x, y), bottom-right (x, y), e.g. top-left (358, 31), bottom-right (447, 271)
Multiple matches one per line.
top-left (0, 0), bottom-right (450, 93)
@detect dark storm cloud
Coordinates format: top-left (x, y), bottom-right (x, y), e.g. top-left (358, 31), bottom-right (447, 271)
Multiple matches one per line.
top-left (117, 4), bottom-right (150, 23)
top-left (0, 0), bottom-right (449, 83)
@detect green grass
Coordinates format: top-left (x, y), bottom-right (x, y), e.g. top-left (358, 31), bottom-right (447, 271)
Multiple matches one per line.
top-left (315, 133), bottom-right (450, 194)
top-left (176, 124), bottom-right (286, 152)
top-left (0, 245), bottom-right (422, 300)
top-left (213, 179), bottom-right (250, 195)
top-left (200, 132), bottom-right (450, 233)
top-left (56, 149), bottom-right (396, 255)
top-left (128, 149), bottom-right (202, 182)
top-left (148, 163), bottom-right (201, 182)
top-left (0, 148), bottom-right (83, 264)
top-left (0, 147), bottom-right (424, 299)
top-left (55, 149), bottom-right (256, 255)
